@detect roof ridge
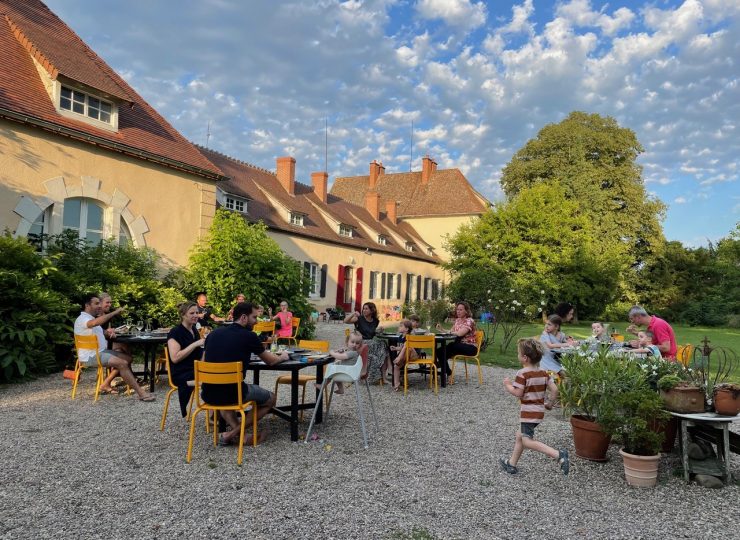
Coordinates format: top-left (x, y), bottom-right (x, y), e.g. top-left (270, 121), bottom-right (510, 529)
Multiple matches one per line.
top-left (195, 144), bottom-right (275, 176)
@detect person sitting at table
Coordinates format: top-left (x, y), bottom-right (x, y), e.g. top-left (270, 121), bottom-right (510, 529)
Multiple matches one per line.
top-left (271, 300), bottom-right (293, 341)
top-left (202, 302), bottom-right (289, 445)
top-left (553, 302), bottom-right (575, 323)
top-left (327, 330), bottom-right (367, 395)
top-left (409, 314), bottom-right (421, 331)
top-left (99, 292), bottom-right (131, 358)
top-left (225, 293), bottom-right (246, 321)
top-left (539, 315), bottom-right (576, 376)
top-left (630, 331), bottom-right (662, 359)
top-left (435, 301), bottom-right (477, 376)
top-left (590, 321), bottom-right (610, 343)
top-left (167, 302), bottom-right (205, 417)
top-left (74, 293), bottom-right (154, 401)
top-left (390, 319), bottom-right (417, 392)
top-left (626, 305), bottom-right (677, 361)
top-left (195, 292), bottom-right (224, 327)
top-left (344, 302), bottom-right (386, 384)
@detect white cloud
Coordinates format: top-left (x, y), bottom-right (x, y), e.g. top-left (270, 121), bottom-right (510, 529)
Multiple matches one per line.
top-left (415, 0), bottom-right (487, 30)
top-left (673, 196), bottom-right (687, 204)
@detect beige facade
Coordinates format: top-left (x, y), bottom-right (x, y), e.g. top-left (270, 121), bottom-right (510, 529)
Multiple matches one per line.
top-left (1, 120), bottom-right (217, 267)
top-left (402, 214), bottom-right (481, 261)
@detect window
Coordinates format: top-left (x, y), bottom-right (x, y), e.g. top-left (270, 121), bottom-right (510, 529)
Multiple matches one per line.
top-left (60, 86), bottom-right (112, 124)
top-left (369, 271), bottom-right (377, 299)
top-left (27, 208), bottom-right (50, 252)
top-left (339, 224), bottom-right (353, 237)
top-left (305, 263), bottom-right (319, 295)
top-left (63, 198), bottom-right (103, 244)
top-left (405, 242), bottom-right (415, 252)
top-left (377, 235), bottom-right (388, 246)
top-left (290, 212), bottom-right (304, 226)
top-left (225, 196), bottom-right (246, 214)
top-left (119, 217), bottom-right (132, 246)
top-left (424, 277), bottom-right (431, 300)
top-left (343, 267), bottom-right (353, 304)
top-left (386, 273), bottom-right (394, 299)
top-left (427, 247), bottom-right (434, 256)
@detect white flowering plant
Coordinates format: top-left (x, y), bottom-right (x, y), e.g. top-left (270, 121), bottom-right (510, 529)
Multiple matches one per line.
top-left (483, 288), bottom-right (547, 354)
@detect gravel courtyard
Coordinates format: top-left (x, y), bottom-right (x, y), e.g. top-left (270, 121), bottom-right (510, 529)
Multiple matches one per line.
top-left (0, 323), bottom-right (737, 539)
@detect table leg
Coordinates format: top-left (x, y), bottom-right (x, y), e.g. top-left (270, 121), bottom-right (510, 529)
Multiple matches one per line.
top-left (680, 419), bottom-right (690, 483)
top-left (290, 370), bottom-right (299, 442)
top-left (148, 345), bottom-right (156, 393)
top-left (439, 343), bottom-right (448, 388)
top-left (253, 369), bottom-right (260, 386)
top-left (722, 425), bottom-right (730, 485)
top-left (315, 365), bottom-right (324, 425)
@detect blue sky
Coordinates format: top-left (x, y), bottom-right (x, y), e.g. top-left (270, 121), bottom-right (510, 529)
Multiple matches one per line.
top-left (45, 0), bottom-right (739, 246)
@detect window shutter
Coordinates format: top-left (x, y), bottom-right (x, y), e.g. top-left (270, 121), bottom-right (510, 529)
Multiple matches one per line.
top-left (424, 277), bottom-right (431, 300)
top-left (336, 264), bottom-right (345, 307)
top-left (416, 275), bottom-right (422, 301)
top-left (405, 274), bottom-right (412, 303)
top-left (432, 279), bottom-right (438, 300)
top-left (320, 264), bottom-right (327, 298)
top-left (396, 274), bottom-right (401, 299)
top-left (381, 272), bottom-right (386, 299)
top-left (369, 271), bottom-right (375, 299)
top-left (386, 273), bottom-right (393, 299)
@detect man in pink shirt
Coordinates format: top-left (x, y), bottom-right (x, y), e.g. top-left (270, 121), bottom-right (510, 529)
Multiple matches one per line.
top-left (627, 306), bottom-right (677, 360)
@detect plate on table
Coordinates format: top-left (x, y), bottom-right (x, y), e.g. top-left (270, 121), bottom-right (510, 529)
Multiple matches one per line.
top-left (288, 348), bottom-right (308, 353)
top-left (306, 354), bottom-right (330, 361)
top-left (435, 333), bottom-right (454, 338)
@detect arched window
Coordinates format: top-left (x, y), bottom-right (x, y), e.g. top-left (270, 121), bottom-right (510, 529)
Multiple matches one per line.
top-left (63, 198), bottom-right (103, 244)
top-left (119, 217), bottom-right (132, 246)
top-left (27, 208), bottom-right (50, 251)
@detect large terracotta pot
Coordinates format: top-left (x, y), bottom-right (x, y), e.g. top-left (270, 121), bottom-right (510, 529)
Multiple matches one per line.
top-left (713, 385), bottom-right (740, 416)
top-left (570, 415), bottom-right (611, 462)
top-left (660, 385), bottom-right (705, 413)
top-left (649, 417), bottom-right (677, 453)
top-left (619, 449), bottom-right (660, 487)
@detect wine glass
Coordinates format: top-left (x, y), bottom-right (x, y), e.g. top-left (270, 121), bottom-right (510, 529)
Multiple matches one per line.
top-left (426, 324), bottom-right (431, 334)
top-left (136, 320), bottom-right (144, 335)
top-left (145, 319), bottom-right (152, 333)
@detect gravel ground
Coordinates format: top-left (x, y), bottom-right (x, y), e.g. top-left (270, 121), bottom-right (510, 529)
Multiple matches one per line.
top-left (0, 322), bottom-right (738, 539)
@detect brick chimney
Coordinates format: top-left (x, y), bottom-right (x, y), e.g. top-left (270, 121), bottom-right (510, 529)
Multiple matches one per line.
top-left (386, 200), bottom-right (398, 225)
top-left (276, 156), bottom-right (296, 195)
top-left (378, 161), bottom-right (385, 176)
top-left (365, 191), bottom-right (380, 221)
top-left (311, 171), bottom-right (328, 203)
top-left (421, 155), bottom-right (437, 185)
top-left (369, 160), bottom-right (381, 189)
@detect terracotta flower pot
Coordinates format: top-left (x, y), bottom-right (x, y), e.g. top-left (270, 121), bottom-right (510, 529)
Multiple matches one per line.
top-left (713, 386), bottom-right (740, 416)
top-left (570, 415), bottom-right (611, 462)
top-left (619, 449), bottom-right (660, 487)
top-left (660, 385), bottom-right (705, 413)
top-left (649, 417), bottom-right (678, 453)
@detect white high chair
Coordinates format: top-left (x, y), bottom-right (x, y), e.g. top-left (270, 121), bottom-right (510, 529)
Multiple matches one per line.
top-left (304, 345), bottom-right (379, 449)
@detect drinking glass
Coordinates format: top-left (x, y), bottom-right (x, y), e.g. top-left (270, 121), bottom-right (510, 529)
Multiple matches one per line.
top-left (145, 319), bottom-right (152, 333)
top-left (136, 320), bottom-right (144, 335)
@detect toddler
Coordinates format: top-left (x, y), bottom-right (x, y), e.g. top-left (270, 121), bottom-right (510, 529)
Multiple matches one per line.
top-left (500, 338), bottom-right (569, 476)
top-left (390, 319), bottom-right (418, 391)
top-left (328, 330), bottom-right (365, 394)
top-left (539, 314), bottom-right (575, 376)
top-left (631, 330), bottom-right (662, 359)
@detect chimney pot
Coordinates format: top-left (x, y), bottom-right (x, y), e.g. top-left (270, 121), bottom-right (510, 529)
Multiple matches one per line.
top-left (276, 156), bottom-right (296, 195)
top-left (386, 200), bottom-right (398, 225)
top-left (365, 191), bottom-right (380, 221)
top-left (421, 155), bottom-right (436, 185)
top-left (369, 160), bottom-right (381, 189)
top-left (311, 171), bottom-right (328, 203)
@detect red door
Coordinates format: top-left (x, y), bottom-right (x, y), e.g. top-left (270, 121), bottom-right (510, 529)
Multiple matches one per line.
top-left (354, 267), bottom-right (363, 313)
top-left (336, 264), bottom-right (345, 310)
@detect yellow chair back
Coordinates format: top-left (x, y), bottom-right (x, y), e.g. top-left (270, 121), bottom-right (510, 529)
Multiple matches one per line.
top-left (74, 334), bottom-right (100, 353)
top-left (474, 330), bottom-right (484, 354)
top-left (406, 335), bottom-right (436, 358)
top-left (404, 335), bottom-right (437, 394)
top-left (253, 321), bottom-right (275, 333)
top-left (289, 317), bottom-right (301, 337)
top-left (298, 339), bottom-right (330, 353)
top-left (72, 334), bottom-right (104, 400)
top-left (677, 344), bottom-right (694, 366)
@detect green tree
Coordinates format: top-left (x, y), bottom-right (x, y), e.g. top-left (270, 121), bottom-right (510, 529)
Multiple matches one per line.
top-left (501, 111), bottom-right (666, 269)
top-left (187, 209), bottom-right (314, 337)
top-left (445, 182), bottom-right (626, 319)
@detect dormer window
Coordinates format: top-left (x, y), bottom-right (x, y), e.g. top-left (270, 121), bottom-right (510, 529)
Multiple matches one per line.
top-left (225, 196), bottom-right (247, 214)
top-left (339, 224), bottom-right (353, 237)
top-left (427, 247), bottom-right (434, 256)
top-left (405, 242), bottom-right (415, 252)
top-left (290, 212), bottom-right (304, 227)
top-left (60, 86), bottom-right (112, 123)
top-left (377, 235), bottom-right (388, 246)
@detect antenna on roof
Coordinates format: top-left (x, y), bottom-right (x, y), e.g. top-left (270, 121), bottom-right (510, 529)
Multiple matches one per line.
top-left (324, 117), bottom-right (328, 173)
top-left (409, 119), bottom-right (414, 171)
top-left (205, 120), bottom-right (211, 149)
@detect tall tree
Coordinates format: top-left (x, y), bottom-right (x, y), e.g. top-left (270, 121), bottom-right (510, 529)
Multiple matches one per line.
top-left (501, 111), bottom-right (666, 268)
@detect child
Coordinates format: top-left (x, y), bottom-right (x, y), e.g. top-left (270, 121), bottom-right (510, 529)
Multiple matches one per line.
top-left (328, 330), bottom-right (366, 394)
top-left (631, 331), bottom-right (662, 359)
top-left (500, 338), bottom-right (569, 476)
top-left (390, 319), bottom-right (418, 391)
top-left (591, 321), bottom-right (609, 342)
top-left (539, 314), bottom-right (576, 376)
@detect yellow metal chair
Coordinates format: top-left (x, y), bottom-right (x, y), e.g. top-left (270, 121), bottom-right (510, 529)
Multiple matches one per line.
top-left (186, 360), bottom-right (257, 466)
top-left (72, 334), bottom-right (108, 401)
top-left (677, 344), bottom-right (694, 366)
top-left (159, 346), bottom-right (196, 431)
top-left (450, 330), bottom-right (484, 385)
top-left (277, 317), bottom-right (301, 347)
top-left (274, 339), bottom-right (330, 420)
top-left (403, 335), bottom-right (438, 395)
top-left (253, 321), bottom-right (276, 346)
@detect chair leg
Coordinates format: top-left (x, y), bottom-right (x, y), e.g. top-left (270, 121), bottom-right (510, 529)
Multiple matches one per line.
top-left (186, 391), bottom-right (195, 421)
top-left (160, 387), bottom-right (176, 431)
top-left (450, 357), bottom-right (456, 385)
top-left (476, 360), bottom-right (483, 386)
top-left (236, 409), bottom-right (246, 465)
top-left (365, 379), bottom-right (379, 433)
top-left (94, 367), bottom-right (103, 402)
top-left (326, 383), bottom-right (336, 419)
top-left (71, 364), bottom-right (81, 399)
top-left (305, 379), bottom-right (330, 443)
top-left (404, 365), bottom-right (408, 395)
top-left (355, 380), bottom-right (369, 449)
top-left (186, 408), bottom-right (201, 463)
top-left (464, 360), bottom-right (469, 383)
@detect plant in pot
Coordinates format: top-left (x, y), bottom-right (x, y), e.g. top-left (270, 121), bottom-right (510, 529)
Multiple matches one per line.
top-left (714, 383), bottom-right (740, 416)
top-left (559, 346), bottom-right (623, 462)
top-left (657, 373), bottom-right (704, 414)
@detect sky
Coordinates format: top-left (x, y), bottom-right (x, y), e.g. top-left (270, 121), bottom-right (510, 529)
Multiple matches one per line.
top-left (44, 0), bottom-right (740, 246)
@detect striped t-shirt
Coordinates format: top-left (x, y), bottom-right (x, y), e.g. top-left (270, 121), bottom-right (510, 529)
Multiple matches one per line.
top-left (512, 366), bottom-right (548, 424)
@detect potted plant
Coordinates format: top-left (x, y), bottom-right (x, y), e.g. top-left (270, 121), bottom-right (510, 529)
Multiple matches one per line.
top-left (658, 374), bottom-right (704, 413)
top-left (714, 383), bottom-right (740, 416)
top-left (559, 347), bottom-right (620, 462)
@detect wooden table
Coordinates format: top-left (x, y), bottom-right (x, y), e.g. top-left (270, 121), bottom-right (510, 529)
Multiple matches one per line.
top-left (671, 411), bottom-right (739, 485)
top-left (376, 333), bottom-right (457, 388)
top-left (111, 333), bottom-right (168, 393)
top-left (246, 356), bottom-right (334, 442)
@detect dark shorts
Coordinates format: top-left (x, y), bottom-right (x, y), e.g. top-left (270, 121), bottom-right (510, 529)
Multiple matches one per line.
top-left (521, 422), bottom-right (539, 439)
top-left (243, 383), bottom-right (272, 406)
top-left (201, 382), bottom-right (273, 407)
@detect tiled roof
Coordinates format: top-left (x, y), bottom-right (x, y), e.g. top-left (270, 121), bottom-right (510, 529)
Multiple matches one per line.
top-left (0, 0), bottom-right (223, 179)
top-left (331, 168), bottom-right (489, 217)
top-left (199, 146), bottom-right (440, 264)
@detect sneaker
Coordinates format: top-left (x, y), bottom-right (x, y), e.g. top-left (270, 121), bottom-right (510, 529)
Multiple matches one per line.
top-left (558, 449), bottom-right (569, 476)
top-left (499, 458), bottom-right (518, 475)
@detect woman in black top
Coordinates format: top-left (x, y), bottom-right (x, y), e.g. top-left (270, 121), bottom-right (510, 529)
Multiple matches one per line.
top-left (344, 302), bottom-right (386, 383)
top-left (167, 302), bottom-right (205, 416)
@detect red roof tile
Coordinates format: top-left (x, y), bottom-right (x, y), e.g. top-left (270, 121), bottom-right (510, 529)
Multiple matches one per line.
top-left (0, 0), bottom-right (223, 179)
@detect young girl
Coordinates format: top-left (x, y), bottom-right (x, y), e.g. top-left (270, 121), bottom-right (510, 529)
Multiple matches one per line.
top-left (329, 330), bottom-right (367, 394)
top-left (591, 321), bottom-right (609, 342)
top-left (539, 314), bottom-right (575, 375)
top-left (390, 319), bottom-right (418, 392)
top-left (500, 338), bottom-right (569, 475)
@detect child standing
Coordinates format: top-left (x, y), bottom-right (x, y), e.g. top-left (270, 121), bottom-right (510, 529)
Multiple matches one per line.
top-left (500, 338), bottom-right (569, 475)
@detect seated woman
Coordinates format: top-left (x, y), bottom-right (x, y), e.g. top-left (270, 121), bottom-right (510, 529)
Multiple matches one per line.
top-left (271, 300), bottom-right (293, 341)
top-left (225, 293), bottom-right (246, 321)
top-left (390, 319), bottom-right (417, 391)
top-left (539, 314), bottom-right (575, 376)
top-left (435, 301), bottom-right (477, 375)
top-left (344, 302), bottom-right (386, 384)
top-left (167, 302), bottom-right (205, 417)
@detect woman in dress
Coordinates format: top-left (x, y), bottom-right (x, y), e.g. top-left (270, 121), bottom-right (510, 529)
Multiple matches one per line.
top-left (167, 302), bottom-right (205, 417)
top-left (344, 302), bottom-right (386, 384)
top-left (271, 300), bottom-right (293, 341)
top-left (436, 301), bottom-right (477, 375)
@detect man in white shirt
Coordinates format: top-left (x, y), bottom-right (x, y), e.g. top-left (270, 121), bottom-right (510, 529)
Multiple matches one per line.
top-left (73, 293), bottom-right (154, 401)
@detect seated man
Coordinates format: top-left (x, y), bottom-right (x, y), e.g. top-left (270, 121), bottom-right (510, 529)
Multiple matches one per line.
top-left (99, 292), bottom-right (130, 357)
top-left (73, 293), bottom-right (154, 401)
top-left (202, 302), bottom-right (289, 445)
top-left (195, 292), bottom-right (224, 327)
top-left (626, 305), bottom-right (677, 361)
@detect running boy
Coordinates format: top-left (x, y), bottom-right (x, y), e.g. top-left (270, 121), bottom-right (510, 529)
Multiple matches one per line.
top-left (500, 338), bottom-right (569, 475)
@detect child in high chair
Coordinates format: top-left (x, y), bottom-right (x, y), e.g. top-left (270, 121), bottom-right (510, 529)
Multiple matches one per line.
top-left (390, 319), bottom-right (417, 392)
top-left (500, 338), bottom-right (569, 476)
top-left (328, 330), bottom-right (365, 394)
top-left (630, 330), bottom-right (662, 359)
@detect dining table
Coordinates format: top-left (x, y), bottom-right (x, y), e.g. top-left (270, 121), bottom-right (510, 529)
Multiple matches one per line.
top-left (110, 332), bottom-right (168, 392)
top-left (375, 332), bottom-right (458, 388)
top-left (246, 353), bottom-right (334, 442)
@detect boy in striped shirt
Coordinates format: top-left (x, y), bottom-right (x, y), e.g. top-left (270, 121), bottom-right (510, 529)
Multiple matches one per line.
top-left (500, 338), bottom-right (569, 475)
